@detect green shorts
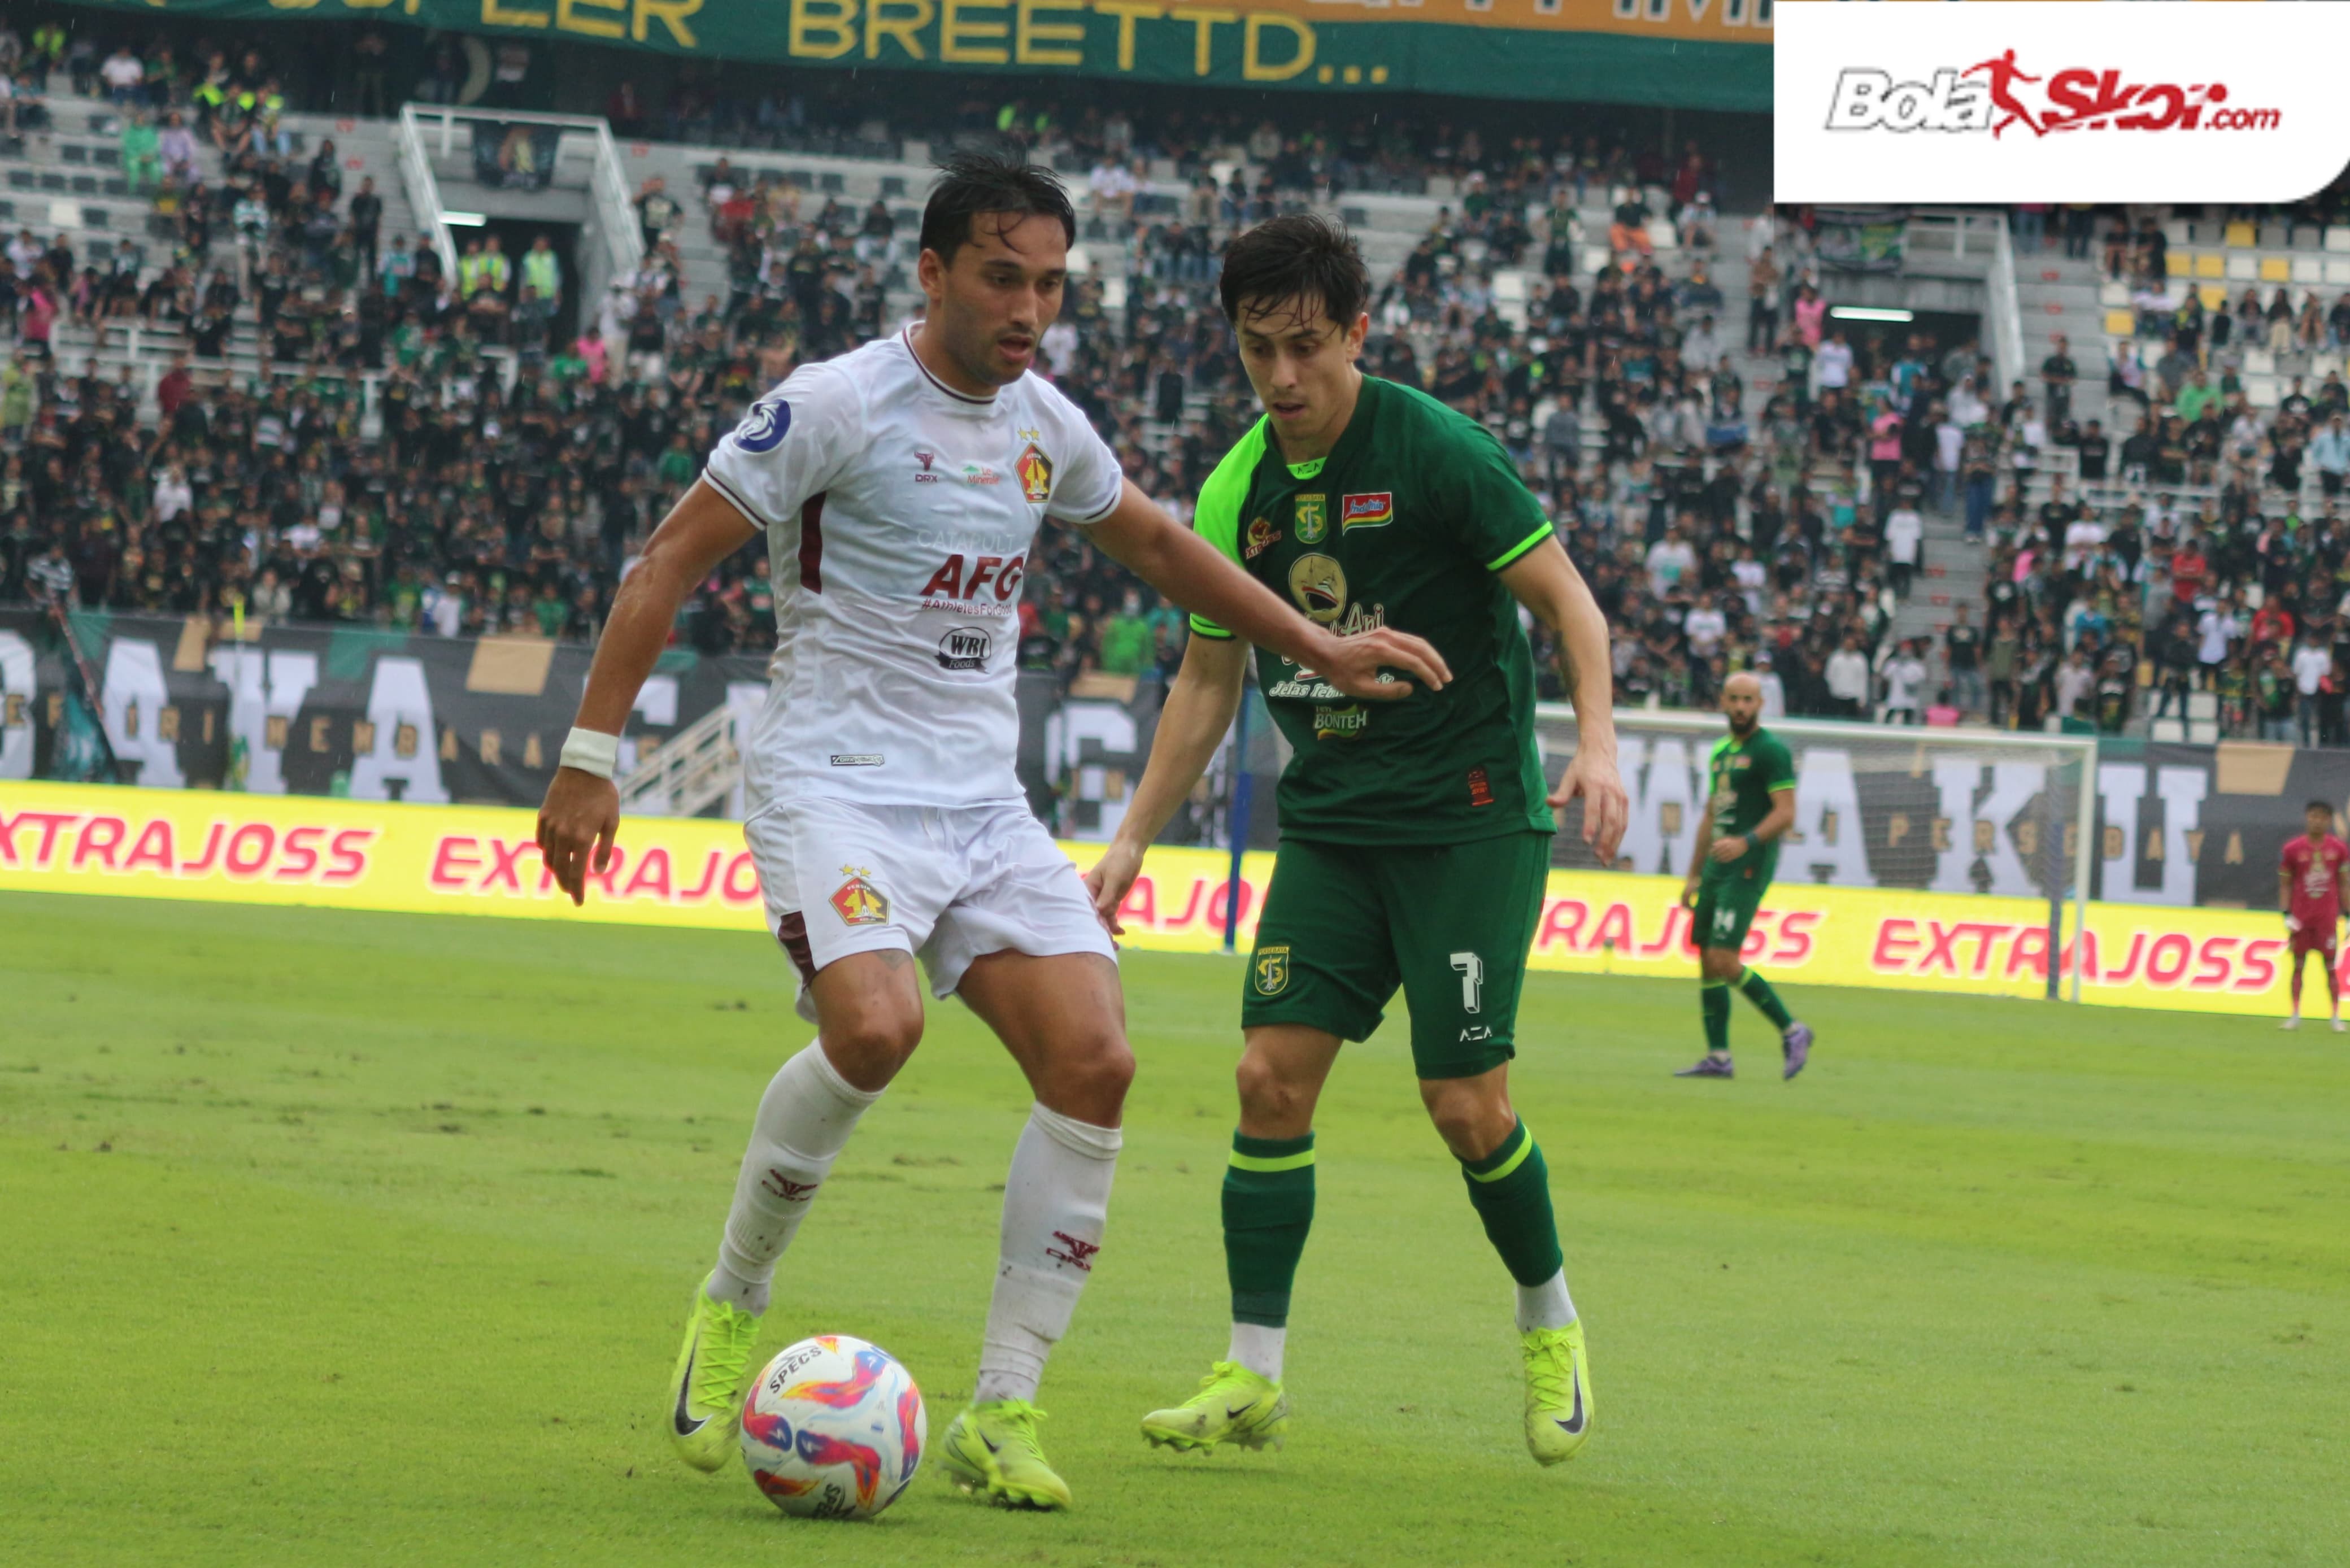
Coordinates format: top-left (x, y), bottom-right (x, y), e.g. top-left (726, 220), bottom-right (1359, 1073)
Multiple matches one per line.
top-left (1242, 832), bottom-right (1550, 1080)
top-left (1692, 865), bottom-right (1769, 954)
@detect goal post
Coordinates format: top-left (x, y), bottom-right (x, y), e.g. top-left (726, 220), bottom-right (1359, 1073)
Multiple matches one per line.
top-left (1533, 706), bottom-right (2100, 1002)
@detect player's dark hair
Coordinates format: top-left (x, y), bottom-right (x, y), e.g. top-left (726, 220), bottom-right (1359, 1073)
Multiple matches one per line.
top-left (2310, 799), bottom-right (2333, 816)
top-left (919, 150), bottom-right (1075, 267)
top-left (1218, 213), bottom-right (1369, 335)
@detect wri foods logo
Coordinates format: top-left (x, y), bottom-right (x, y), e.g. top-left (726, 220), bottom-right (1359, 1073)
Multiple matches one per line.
top-left (1827, 50), bottom-right (2281, 138)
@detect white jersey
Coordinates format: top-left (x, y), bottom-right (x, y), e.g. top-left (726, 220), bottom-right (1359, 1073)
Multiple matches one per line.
top-left (704, 328), bottom-right (1124, 813)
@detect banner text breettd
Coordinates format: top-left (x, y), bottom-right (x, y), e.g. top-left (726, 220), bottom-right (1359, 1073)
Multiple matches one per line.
top-left (52, 0), bottom-right (1771, 107)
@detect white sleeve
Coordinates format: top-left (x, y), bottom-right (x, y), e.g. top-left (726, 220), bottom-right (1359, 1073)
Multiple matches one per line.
top-left (702, 362), bottom-right (860, 527)
top-left (1040, 393), bottom-right (1125, 525)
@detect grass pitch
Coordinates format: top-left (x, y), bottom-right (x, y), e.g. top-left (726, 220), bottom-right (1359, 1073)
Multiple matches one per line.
top-left (1, 890), bottom-right (2344, 1567)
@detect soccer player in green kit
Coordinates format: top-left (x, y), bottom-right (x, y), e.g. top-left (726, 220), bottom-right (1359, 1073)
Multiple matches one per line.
top-left (1674, 670), bottom-right (1814, 1080)
top-left (1083, 215), bottom-right (1629, 1467)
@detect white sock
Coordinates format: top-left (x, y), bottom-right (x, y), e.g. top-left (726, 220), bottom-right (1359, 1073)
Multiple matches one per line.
top-left (1514, 1269), bottom-right (1578, 1333)
top-left (972, 1103), bottom-right (1122, 1405)
top-left (1227, 1321), bottom-right (1286, 1382)
top-left (709, 1040), bottom-right (882, 1317)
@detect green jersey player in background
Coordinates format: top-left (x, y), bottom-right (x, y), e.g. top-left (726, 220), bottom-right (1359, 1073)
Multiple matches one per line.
top-left (1084, 215), bottom-right (1628, 1468)
top-left (1675, 671), bottom-right (1813, 1080)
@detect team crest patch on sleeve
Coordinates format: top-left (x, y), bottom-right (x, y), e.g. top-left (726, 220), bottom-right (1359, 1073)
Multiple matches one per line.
top-left (1292, 494), bottom-right (1328, 543)
top-left (1252, 946), bottom-right (1290, 996)
top-left (1016, 439), bottom-right (1054, 503)
top-left (1244, 516), bottom-right (1281, 559)
top-left (830, 867), bottom-right (890, 926)
top-left (1341, 493), bottom-right (1393, 531)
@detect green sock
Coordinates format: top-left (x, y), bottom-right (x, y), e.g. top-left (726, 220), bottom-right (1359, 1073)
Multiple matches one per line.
top-left (1459, 1119), bottom-right (1563, 1287)
top-left (1224, 1131), bottom-right (1316, 1327)
top-left (1703, 979), bottom-right (1732, 1055)
top-left (1737, 966), bottom-right (1794, 1030)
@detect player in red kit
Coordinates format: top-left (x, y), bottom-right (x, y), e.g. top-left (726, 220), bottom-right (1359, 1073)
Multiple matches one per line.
top-left (2277, 799), bottom-right (2349, 1031)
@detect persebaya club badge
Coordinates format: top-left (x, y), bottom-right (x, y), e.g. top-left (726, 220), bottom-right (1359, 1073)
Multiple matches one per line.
top-left (1253, 945), bottom-right (1290, 995)
top-left (1293, 493), bottom-right (1328, 543)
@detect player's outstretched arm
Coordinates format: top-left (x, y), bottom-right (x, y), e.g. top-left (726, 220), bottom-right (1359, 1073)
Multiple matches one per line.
top-left (1082, 633), bottom-right (1250, 934)
top-left (1499, 537), bottom-right (1628, 863)
top-left (537, 479), bottom-right (759, 906)
top-left (1085, 478), bottom-right (1450, 700)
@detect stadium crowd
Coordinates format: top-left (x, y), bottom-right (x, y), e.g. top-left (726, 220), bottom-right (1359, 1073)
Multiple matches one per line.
top-left (1927, 202), bottom-right (2350, 743)
top-left (0, 13), bottom-right (1761, 695)
top-left (28, 14), bottom-right (2350, 746)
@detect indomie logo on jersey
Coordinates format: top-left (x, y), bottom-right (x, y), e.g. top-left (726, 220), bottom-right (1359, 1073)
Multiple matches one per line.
top-left (936, 626), bottom-right (991, 670)
top-left (1293, 493), bottom-right (1328, 543)
top-left (1252, 944), bottom-right (1290, 995)
top-left (830, 868), bottom-right (889, 927)
top-left (1016, 442), bottom-right (1054, 503)
top-left (1341, 493), bottom-right (1394, 532)
top-left (1244, 516), bottom-right (1280, 559)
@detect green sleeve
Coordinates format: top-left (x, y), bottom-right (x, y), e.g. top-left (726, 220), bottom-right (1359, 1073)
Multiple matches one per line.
top-left (1186, 419), bottom-right (1268, 639)
top-left (1760, 733), bottom-right (1798, 792)
top-left (1424, 398), bottom-right (1555, 571)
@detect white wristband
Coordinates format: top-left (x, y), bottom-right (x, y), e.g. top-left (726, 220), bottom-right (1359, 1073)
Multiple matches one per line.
top-left (559, 726), bottom-right (621, 779)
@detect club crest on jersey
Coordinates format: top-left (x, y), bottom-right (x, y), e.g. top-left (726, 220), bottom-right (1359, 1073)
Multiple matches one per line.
top-left (1341, 492), bottom-right (1394, 532)
top-left (734, 395), bottom-right (792, 452)
top-left (1287, 552), bottom-right (1346, 624)
top-left (1244, 516), bottom-right (1281, 559)
top-left (1292, 493), bottom-right (1328, 543)
top-left (1016, 442), bottom-right (1054, 503)
top-left (1252, 945), bottom-right (1290, 995)
top-left (830, 867), bottom-right (889, 927)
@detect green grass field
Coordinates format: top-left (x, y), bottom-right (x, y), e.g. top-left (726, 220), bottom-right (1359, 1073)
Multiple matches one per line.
top-left (2, 889), bottom-right (2344, 1567)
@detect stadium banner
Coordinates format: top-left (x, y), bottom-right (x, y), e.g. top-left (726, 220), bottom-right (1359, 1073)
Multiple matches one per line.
top-left (8, 608), bottom-right (2350, 911)
top-left (0, 779), bottom-right (2317, 1017)
top-left (51, 0), bottom-right (1769, 108)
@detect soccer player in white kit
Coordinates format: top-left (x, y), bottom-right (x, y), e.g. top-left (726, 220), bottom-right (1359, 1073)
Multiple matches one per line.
top-left (534, 152), bottom-right (1449, 1510)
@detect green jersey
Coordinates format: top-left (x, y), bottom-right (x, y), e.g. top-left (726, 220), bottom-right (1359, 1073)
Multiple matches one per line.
top-left (1192, 376), bottom-right (1557, 845)
top-left (1702, 725), bottom-right (1797, 883)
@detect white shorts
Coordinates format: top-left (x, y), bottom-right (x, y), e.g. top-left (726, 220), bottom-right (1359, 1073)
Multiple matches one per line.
top-left (743, 796), bottom-right (1115, 1022)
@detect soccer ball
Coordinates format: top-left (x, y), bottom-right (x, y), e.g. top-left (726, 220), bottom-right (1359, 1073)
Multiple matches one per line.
top-left (739, 1335), bottom-right (926, 1520)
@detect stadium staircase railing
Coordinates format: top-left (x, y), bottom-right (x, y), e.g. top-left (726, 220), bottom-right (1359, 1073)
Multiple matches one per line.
top-left (616, 700), bottom-right (740, 820)
top-left (396, 104), bottom-right (645, 304)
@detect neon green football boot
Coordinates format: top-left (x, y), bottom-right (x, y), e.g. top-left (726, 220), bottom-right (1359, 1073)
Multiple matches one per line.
top-left (938, 1399), bottom-right (1073, 1509)
top-left (664, 1275), bottom-right (762, 1473)
top-left (1521, 1321), bottom-right (1594, 1466)
top-left (1140, 1361), bottom-right (1290, 1453)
